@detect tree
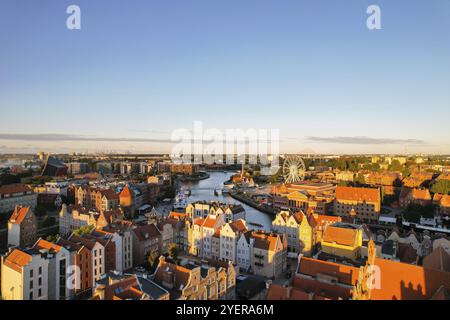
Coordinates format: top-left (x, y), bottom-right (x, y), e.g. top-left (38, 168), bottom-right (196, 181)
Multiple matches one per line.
top-left (46, 234), bottom-right (60, 243)
top-left (402, 167), bottom-right (411, 179)
top-left (431, 179), bottom-right (450, 195)
top-left (72, 225), bottom-right (95, 236)
top-left (338, 181), bottom-right (350, 187)
top-left (356, 174), bottom-right (366, 185)
top-left (389, 160), bottom-right (404, 172)
top-left (146, 249), bottom-right (160, 273)
top-left (168, 243), bottom-right (179, 261)
top-left (402, 203), bottom-right (436, 223)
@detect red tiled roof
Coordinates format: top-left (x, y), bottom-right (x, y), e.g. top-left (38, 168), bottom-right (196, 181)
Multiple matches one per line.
top-left (229, 219), bottom-right (248, 233)
top-left (133, 224), bottom-right (161, 241)
top-left (154, 260), bottom-right (191, 290)
top-left (102, 275), bottom-right (143, 300)
top-left (69, 234), bottom-right (98, 250)
top-left (298, 257), bottom-right (360, 286)
top-left (0, 184), bottom-right (32, 195)
top-left (292, 276), bottom-right (354, 300)
top-left (266, 284), bottom-right (312, 300)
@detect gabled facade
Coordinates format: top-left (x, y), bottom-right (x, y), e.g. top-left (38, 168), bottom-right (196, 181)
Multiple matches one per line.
top-left (153, 256), bottom-right (236, 300)
top-left (251, 231), bottom-right (288, 278)
top-left (219, 219), bottom-right (248, 264)
top-left (236, 232), bottom-right (253, 272)
top-left (7, 206), bottom-right (37, 248)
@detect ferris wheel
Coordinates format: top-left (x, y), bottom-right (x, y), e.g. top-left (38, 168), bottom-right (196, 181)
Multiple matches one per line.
top-left (282, 155), bottom-right (306, 183)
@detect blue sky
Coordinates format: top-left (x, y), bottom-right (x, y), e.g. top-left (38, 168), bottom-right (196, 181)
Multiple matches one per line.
top-left (0, 0), bottom-right (449, 154)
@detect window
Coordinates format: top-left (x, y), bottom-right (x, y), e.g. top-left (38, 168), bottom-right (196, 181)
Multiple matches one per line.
top-left (38, 267), bottom-right (42, 275)
top-left (30, 269), bottom-right (34, 278)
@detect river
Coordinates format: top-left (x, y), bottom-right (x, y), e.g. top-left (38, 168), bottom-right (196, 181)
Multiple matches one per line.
top-left (179, 171), bottom-right (273, 231)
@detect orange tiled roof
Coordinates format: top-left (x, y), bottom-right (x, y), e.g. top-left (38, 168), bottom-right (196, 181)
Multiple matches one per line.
top-left (4, 249), bottom-right (33, 273)
top-left (412, 188), bottom-right (432, 201)
top-left (168, 211), bottom-right (187, 221)
top-left (8, 206), bottom-right (31, 225)
top-left (119, 185), bottom-right (132, 199)
top-left (33, 239), bottom-right (63, 254)
top-left (252, 232), bottom-right (281, 252)
top-left (370, 258), bottom-right (450, 300)
top-left (202, 216), bottom-right (220, 229)
top-left (309, 214), bottom-right (342, 229)
top-left (336, 186), bottom-right (380, 203)
top-left (194, 218), bottom-right (205, 226)
top-left (441, 195), bottom-right (450, 208)
top-left (322, 225), bottom-right (358, 247)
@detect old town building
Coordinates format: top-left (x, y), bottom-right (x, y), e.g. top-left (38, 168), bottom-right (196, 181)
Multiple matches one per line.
top-left (7, 206), bottom-right (37, 248)
top-left (153, 256), bottom-right (236, 300)
top-left (251, 231), bottom-right (287, 279)
top-left (75, 186), bottom-right (119, 213)
top-left (334, 186), bottom-right (381, 222)
top-left (0, 184), bottom-right (37, 214)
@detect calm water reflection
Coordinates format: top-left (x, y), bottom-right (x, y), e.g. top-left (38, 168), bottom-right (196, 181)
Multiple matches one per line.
top-left (179, 171), bottom-right (273, 231)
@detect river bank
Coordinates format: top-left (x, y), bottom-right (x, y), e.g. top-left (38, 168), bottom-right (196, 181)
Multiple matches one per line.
top-left (177, 171), bottom-right (210, 182)
top-left (229, 191), bottom-right (275, 216)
